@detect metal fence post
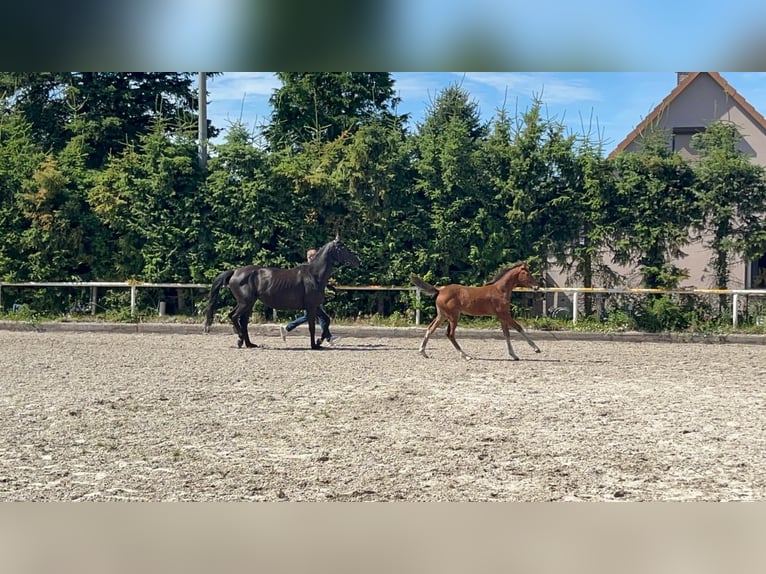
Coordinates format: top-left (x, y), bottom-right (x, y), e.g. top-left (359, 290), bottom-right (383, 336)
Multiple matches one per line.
top-left (732, 292), bottom-right (739, 328)
top-left (572, 291), bottom-right (579, 324)
top-left (130, 286), bottom-right (137, 317)
top-left (90, 285), bottom-right (97, 315)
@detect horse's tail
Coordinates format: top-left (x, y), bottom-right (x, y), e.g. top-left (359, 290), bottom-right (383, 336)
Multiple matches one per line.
top-left (409, 273), bottom-right (439, 297)
top-left (203, 269), bottom-right (235, 332)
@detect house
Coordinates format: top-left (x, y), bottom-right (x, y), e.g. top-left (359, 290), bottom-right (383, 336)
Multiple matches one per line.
top-left (548, 72), bottom-right (766, 294)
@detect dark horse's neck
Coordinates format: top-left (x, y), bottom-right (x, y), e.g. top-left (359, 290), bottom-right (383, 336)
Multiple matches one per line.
top-left (306, 247), bottom-right (335, 286)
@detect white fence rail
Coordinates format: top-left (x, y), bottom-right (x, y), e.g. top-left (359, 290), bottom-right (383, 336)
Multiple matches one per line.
top-left (0, 281), bottom-right (209, 318)
top-left (0, 281), bottom-right (422, 321)
top-left (2, 281), bottom-right (766, 328)
top-left (529, 286), bottom-right (766, 328)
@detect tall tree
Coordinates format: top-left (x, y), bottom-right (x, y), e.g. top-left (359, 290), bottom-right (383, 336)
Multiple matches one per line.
top-left (691, 120), bottom-right (766, 289)
top-left (203, 122), bottom-right (289, 274)
top-left (413, 83), bottom-right (488, 284)
top-left (0, 110), bottom-right (46, 280)
top-left (264, 73), bottom-right (402, 151)
top-left (609, 131), bottom-right (699, 288)
top-left (341, 117), bottom-right (420, 285)
top-left (565, 141), bottom-right (618, 289)
top-left (0, 72), bottom-right (208, 168)
top-left (18, 151), bottom-right (95, 280)
top-left (88, 119), bottom-right (205, 281)
top-left (474, 108), bottom-right (518, 272)
top-left (503, 100), bottom-right (582, 274)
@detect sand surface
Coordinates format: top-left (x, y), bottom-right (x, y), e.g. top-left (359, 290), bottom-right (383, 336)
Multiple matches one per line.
top-left (1, 328), bottom-right (764, 501)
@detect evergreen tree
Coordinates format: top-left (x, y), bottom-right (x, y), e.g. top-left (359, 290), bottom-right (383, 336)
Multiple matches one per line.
top-left (691, 120), bottom-right (766, 288)
top-left (413, 83), bottom-right (488, 284)
top-left (264, 73), bottom-right (402, 151)
top-left (19, 137), bottom-right (105, 281)
top-left (342, 117), bottom-right (420, 285)
top-left (609, 131), bottom-right (699, 288)
top-left (0, 72), bottom-right (208, 168)
top-left (502, 100), bottom-right (581, 273)
top-left (204, 122), bottom-right (289, 273)
top-left (88, 119), bottom-right (205, 281)
top-left (0, 110), bottom-right (46, 280)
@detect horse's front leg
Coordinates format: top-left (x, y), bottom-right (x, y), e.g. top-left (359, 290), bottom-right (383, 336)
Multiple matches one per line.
top-left (500, 321), bottom-right (520, 361)
top-left (307, 307), bottom-right (322, 349)
top-left (507, 317), bottom-right (540, 353)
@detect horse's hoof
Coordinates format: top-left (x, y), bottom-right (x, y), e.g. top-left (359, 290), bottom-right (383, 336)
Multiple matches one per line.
top-left (419, 350), bottom-right (429, 358)
top-left (237, 339), bottom-right (244, 348)
top-left (462, 355), bottom-right (473, 361)
top-left (245, 343), bottom-right (258, 348)
top-left (534, 348), bottom-right (542, 353)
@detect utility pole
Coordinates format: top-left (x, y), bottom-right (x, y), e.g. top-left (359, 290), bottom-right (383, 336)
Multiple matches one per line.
top-left (198, 72), bottom-right (208, 171)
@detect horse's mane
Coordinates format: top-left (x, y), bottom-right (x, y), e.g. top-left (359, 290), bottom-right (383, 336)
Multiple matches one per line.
top-left (313, 238), bottom-right (337, 259)
top-left (485, 261), bottom-right (525, 285)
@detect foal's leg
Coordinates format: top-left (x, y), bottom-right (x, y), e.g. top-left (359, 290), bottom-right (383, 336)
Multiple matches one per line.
top-left (419, 314), bottom-right (446, 358)
top-left (445, 316), bottom-right (471, 360)
top-left (506, 316), bottom-right (541, 354)
top-left (499, 320), bottom-right (520, 361)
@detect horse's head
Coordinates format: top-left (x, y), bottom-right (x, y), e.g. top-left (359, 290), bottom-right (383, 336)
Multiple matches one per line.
top-left (515, 262), bottom-right (540, 290)
top-left (328, 237), bottom-right (360, 268)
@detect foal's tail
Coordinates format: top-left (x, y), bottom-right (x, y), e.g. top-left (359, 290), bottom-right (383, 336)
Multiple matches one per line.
top-left (409, 273), bottom-right (439, 297)
top-left (203, 269), bottom-right (235, 332)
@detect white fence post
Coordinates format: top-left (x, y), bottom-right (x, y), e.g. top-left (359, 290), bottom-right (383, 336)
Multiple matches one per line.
top-left (732, 292), bottom-right (739, 328)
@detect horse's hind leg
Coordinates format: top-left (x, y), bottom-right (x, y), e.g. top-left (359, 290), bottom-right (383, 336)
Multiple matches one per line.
top-left (229, 303), bottom-right (258, 348)
top-left (228, 306), bottom-right (245, 347)
top-left (445, 318), bottom-right (471, 360)
top-left (239, 308), bottom-right (258, 348)
top-left (419, 315), bottom-right (445, 358)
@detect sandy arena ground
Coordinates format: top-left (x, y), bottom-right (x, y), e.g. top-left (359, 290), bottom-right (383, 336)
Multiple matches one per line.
top-left (1, 326), bottom-right (765, 501)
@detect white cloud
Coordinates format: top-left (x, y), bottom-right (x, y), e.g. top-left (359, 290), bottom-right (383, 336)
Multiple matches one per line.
top-left (459, 73), bottom-right (601, 105)
top-left (207, 72), bottom-right (281, 101)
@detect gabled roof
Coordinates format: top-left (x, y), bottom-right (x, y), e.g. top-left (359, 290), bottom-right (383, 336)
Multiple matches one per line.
top-left (609, 72), bottom-right (766, 158)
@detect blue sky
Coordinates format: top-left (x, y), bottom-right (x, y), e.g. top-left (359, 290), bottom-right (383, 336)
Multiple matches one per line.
top-left (203, 72), bottom-right (766, 154)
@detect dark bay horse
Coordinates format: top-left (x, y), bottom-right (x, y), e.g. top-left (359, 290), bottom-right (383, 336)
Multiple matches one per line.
top-left (410, 262), bottom-right (541, 360)
top-left (204, 236), bottom-right (360, 349)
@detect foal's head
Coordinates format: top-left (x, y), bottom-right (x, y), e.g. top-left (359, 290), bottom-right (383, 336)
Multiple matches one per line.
top-left (489, 262), bottom-right (539, 290)
top-left (514, 262), bottom-right (539, 290)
